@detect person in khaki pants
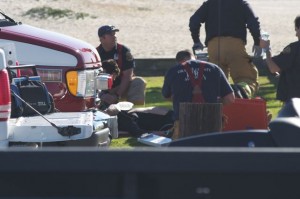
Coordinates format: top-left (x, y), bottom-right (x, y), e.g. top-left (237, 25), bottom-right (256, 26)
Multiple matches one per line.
top-left (189, 0), bottom-right (262, 98)
top-left (162, 50), bottom-right (235, 140)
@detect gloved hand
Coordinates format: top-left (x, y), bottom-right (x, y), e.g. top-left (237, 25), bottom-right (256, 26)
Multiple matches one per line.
top-left (252, 45), bottom-right (263, 58)
top-left (193, 42), bottom-right (204, 51)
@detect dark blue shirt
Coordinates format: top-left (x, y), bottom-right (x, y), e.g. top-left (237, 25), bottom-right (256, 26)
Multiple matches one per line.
top-left (273, 41), bottom-right (300, 101)
top-left (162, 59), bottom-right (233, 120)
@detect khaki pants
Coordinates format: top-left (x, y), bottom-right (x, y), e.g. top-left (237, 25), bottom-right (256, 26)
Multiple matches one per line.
top-left (123, 76), bottom-right (147, 105)
top-left (207, 36), bottom-right (259, 95)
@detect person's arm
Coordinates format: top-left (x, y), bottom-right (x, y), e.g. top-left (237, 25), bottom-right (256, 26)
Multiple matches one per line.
top-left (162, 68), bottom-right (173, 100)
top-left (265, 48), bottom-right (281, 74)
top-left (189, 1), bottom-right (208, 44)
top-left (260, 39), bottom-right (281, 73)
top-left (221, 92), bottom-right (235, 105)
top-left (243, 1), bottom-right (261, 46)
top-left (100, 92), bottom-right (118, 105)
top-left (116, 68), bottom-right (133, 97)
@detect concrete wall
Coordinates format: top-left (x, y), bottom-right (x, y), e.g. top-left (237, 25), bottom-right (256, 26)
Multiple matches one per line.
top-left (135, 58), bottom-right (175, 77)
top-left (135, 57), bottom-right (267, 77)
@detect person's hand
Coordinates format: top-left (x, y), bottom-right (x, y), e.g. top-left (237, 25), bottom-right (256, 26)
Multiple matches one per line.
top-left (193, 42), bottom-right (204, 51)
top-left (100, 93), bottom-right (118, 105)
top-left (259, 39), bottom-right (270, 50)
top-left (252, 45), bottom-right (263, 57)
top-left (106, 104), bottom-right (120, 116)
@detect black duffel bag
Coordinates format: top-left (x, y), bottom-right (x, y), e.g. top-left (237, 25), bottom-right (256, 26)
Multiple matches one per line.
top-left (15, 78), bottom-right (54, 116)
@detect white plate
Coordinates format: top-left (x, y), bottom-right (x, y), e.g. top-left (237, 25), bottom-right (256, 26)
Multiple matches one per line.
top-left (115, 101), bottom-right (134, 111)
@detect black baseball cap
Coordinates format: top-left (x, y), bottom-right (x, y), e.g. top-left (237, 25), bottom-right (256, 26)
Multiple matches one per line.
top-left (98, 25), bottom-right (119, 37)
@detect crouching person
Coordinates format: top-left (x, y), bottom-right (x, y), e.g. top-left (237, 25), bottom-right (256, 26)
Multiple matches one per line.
top-left (96, 25), bottom-right (146, 105)
top-left (162, 49), bottom-right (235, 140)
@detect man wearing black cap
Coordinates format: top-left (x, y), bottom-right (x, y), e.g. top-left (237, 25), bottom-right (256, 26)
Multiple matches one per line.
top-left (96, 25), bottom-right (146, 106)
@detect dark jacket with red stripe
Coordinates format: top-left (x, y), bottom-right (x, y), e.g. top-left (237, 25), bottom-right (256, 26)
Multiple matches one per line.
top-left (97, 43), bottom-right (135, 87)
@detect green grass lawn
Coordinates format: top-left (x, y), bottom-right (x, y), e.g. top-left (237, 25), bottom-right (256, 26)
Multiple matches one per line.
top-left (257, 76), bottom-right (282, 117)
top-left (111, 75), bottom-right (282, 147)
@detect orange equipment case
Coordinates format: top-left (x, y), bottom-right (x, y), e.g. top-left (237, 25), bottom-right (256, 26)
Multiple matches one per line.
top-left (222, 98), bottom-right (268, 131)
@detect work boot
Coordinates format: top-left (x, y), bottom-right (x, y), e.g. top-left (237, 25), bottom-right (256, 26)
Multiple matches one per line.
top-left (236, 82), bottom-right (253, 99)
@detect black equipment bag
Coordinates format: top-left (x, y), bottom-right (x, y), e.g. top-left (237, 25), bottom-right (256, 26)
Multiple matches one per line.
top-left (10, 84), bottom-right (24, 118)
top-left (16, 79), bottom-right (53, 116)
top-left (7, 65), bottom-right (54, 117)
